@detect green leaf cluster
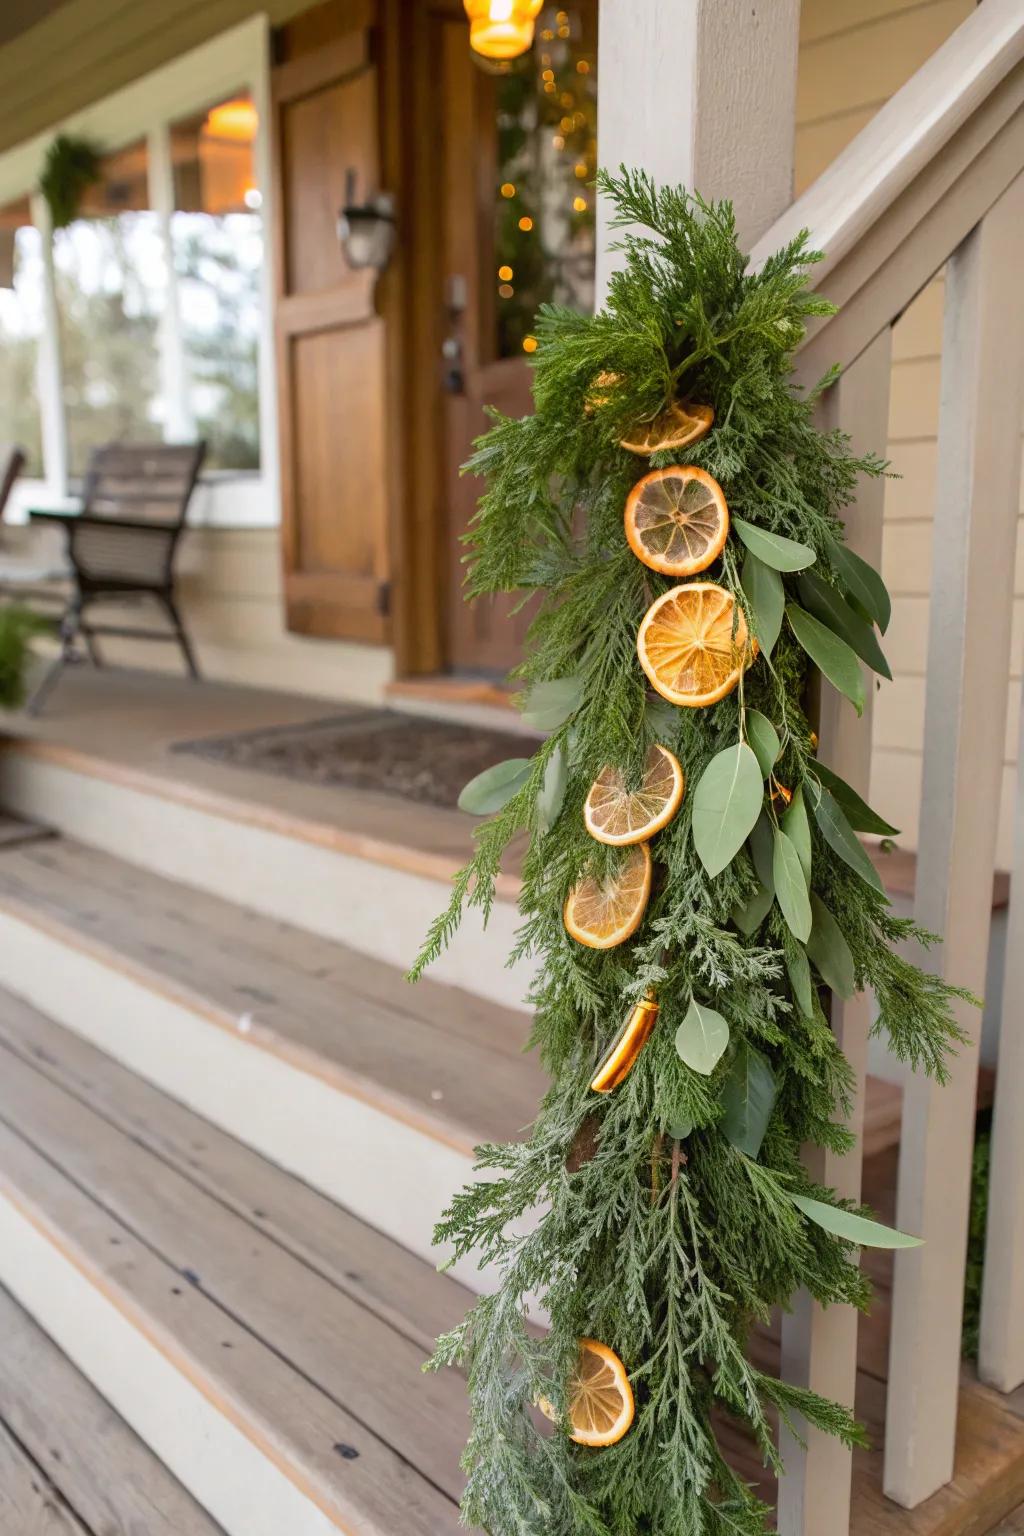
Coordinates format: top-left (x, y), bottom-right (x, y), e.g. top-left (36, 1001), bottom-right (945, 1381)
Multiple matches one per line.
top-left (413, 170), bottom-right (968, 1536)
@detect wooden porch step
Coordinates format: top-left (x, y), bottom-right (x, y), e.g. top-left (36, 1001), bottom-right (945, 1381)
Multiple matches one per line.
top-left (0, 833), bottom-right (543, 1282)
top-left (0, 1284), bottom-right (225, 1534)
top-left (0, 988), bottom-right (469, 1536)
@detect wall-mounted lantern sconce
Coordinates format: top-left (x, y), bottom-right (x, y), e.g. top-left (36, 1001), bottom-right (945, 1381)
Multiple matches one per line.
top-left (463, 0), bottom-right (543, 61)
top-left (337, 169), bottom-right (396, 274)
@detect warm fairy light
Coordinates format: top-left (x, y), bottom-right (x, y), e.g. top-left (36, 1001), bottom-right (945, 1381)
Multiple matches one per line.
top-left (576, 59), bottom-right (590, 74)
top-left (464, 0), bottom-right (543, 60)
top-left (560, 91), bottom-right (574, 107)
top-left (243, 186), bottom-right (262, 210)
top-left (559, 116), bottom-right (573, 133)
top-left (573, 195), bottom-right (587, 212)
top-left (518, 215), bottom-right (533, 231)
top-left (499, 282), bottom-right (514, 298)
top-left (574, 162), bottom-right (588, 178)
top-left (542, 68), bottom-right (554, 81)
top-left (523, 335), bottom-right (538, 353)
top-left (500, 182), bottom-right (516, 198)
top-left (552, 133), bottom-right (565, 149)
top-left (544, 81), bottom-right (556, 93)
top-left (498, 264), bottom-right (513, 280)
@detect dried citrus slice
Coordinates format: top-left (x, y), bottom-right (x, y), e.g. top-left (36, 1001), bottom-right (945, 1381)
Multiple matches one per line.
top-left (637, 581), bottom-right (752, 708)
top-left (624, 466), bottom-right (729, 577)
top-left (564, 844), bottom-right (652, 949)
top-left (583, 744), bottom-right (684, 846)
top-left (620, 401), bottom-right (714, 455)
top-left (591, 992), bottom-right (659, 1093)
top-left (538, 1340), bottom-right (635, 1446)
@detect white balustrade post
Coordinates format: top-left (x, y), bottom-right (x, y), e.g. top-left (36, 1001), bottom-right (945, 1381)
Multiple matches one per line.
top-left (884, 171), bottom-right (1024, 1507)
top-left (595, 0), bottom-right (800, 299)
top-left (776, 327), bottom-right (892, 1536)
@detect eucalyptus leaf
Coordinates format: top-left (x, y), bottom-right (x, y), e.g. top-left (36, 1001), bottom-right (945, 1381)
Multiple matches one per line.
top-left (786, 604), bottom-right (865, 716)
top-left (536, 744), bottom-right (568, 836)
top-left (747, 813), bottom-right (775, 892)
top-left (781, 786), bottom-right (811, 883)
top-left (810, 786), bottom-right (885, 895)
top-left (746, 711), bottom-right (781, 778)
top-left (773, 828), bottom-right (812, 942)
top-left (785, 943), bottom-right (814, 1018)
top-left (741, 551), bottom-right (785, 656)
top-left (732, 516), bottom-right (816, 572)
top-left (732, 884), bottom-right (774, 936)
top-left (797, 569), bottom-right (892, 680)
top-left (790, 1194), bottom-right (922, 1249)
top-left (827, 534), bottom-right (892, 633)
top-left (807, 894), bottom-right (856, 999)
top-left (519, 675), bottom-right (583, 730)
top-left (645, 694), bottom-right (679, 743)
top-left (458, 757), bottom-right (533, 816)
top-left (675, 999), bottom-right (730, 1076)
top-left (809, 761), bottom-right (899, 836)
top-left (721, 1044), bottom-right (777, 1159)
top-left (692, 743), bottom-right (765, 878)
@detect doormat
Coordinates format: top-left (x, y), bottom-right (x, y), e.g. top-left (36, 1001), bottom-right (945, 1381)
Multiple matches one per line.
top-left (171, 709), bottom-right (540, 810)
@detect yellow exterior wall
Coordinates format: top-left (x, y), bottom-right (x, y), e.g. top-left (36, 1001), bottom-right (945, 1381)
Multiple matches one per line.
top-left (795, 0), bottom-right (1024, 865)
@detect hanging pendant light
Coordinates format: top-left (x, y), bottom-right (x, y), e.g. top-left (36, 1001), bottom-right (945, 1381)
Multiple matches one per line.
top-left (464, 0), bottom-right (543, 61)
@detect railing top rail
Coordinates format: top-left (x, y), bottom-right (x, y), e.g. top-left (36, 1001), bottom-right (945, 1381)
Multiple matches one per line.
top-left (748, 0), bottom-right (1024, 285)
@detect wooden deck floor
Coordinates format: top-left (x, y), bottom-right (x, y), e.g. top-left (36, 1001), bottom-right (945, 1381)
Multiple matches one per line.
top-left (0, 1285), bottom-right (226, 1534)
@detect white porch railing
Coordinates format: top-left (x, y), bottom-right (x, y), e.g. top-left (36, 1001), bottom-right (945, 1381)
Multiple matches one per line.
top-left (745, 1), bottom-right (1024, 1529)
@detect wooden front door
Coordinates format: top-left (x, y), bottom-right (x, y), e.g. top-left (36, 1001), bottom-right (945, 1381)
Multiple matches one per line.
top-left (271, 0), bottom-right (390, 643)
top-left (436, 7), bottom-right (597, 677)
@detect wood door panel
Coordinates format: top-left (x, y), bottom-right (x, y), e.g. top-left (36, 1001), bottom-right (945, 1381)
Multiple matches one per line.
top-left (291, 323), bottom-right (386, 577)
top-left (281, 65), bottom-right (379, 297)
top-left (272, 1), bottom-right (389, 644)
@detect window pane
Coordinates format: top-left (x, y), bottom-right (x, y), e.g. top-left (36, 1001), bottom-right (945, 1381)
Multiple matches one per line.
top-left (489, 2), bottom-right (597, 360)
top-left (171, 92), bottom-right (262, 472)
top-left (0, 200), bottom-right (44, 477)
top-left (53, 140), bottom-right (166, 474)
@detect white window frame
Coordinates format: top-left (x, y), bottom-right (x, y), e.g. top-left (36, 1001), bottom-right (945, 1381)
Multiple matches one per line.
top-left (0, 15), bottom-right (278, 529)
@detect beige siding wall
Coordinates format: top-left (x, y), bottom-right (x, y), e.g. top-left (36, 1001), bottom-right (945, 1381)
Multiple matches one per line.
top-left (796, 0), bottom-right (1024, 867)
top-left (84, 530), bottom-right (394, 704)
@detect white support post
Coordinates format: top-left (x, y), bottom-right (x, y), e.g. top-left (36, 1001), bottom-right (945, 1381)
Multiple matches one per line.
top-left (30, 191), bottom-right (68, 496)
top-left (776, 327), bottom-right (893, 1536)
top-left (595, 0), bottom-right (800, 298)
top-left (884, 172), bottom-right (1024, 1508)
top-left (980, 669), bottom-right (1024, 1391)
top-left (147, 124), bottom-right (195, 444)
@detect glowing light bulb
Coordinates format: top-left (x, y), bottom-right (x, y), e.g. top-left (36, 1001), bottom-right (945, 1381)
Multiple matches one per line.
top-left (464, 0), bottom-right (543, 60)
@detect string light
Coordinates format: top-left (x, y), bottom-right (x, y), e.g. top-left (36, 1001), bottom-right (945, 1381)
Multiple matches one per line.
top-left (518, 215), bottom-right (533, 231)
top-left (522, 335), bottom-right (538, 354)
top-left (499, 282), bottom-right (514, 298)
top-left (574, 162), bottom-right (588, 179)
top-left (500, 182), bottom-right (516, 198)
top-left (498, 264), bottom-right (513, 280)
top-left (573, 195), bottom-right (587, 212)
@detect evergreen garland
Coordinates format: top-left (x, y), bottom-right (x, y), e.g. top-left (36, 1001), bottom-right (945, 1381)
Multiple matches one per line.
top-left (412, 170), bottom-right (970, 1536)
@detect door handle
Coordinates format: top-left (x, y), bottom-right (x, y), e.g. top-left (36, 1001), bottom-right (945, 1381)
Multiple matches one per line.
top-left (442, 334), bottom-right (465, 395)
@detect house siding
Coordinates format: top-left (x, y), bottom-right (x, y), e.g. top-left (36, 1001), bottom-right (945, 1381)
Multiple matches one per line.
top-left (796, 0), bottom-right (1024, 868)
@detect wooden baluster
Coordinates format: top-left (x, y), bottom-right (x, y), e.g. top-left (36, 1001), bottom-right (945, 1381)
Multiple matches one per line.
top-left (777, 328), bottom-right (892, 1536)
top-left (884, 173), bottom-right (1024, 1507)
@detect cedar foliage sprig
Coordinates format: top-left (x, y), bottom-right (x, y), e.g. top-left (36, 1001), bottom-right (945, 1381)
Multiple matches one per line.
top-left (413, 170), bottom-right (968, 1535)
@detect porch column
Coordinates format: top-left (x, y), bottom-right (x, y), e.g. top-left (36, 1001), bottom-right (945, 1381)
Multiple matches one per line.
top-left (595, 0), bottom-right (800, 296)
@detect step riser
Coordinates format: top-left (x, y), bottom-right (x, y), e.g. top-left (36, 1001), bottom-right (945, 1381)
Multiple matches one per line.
top-left (0, 906), bottom-right (484, 1290)
top-left (0, 751), bottom-right (534, 1012)
top-left (0, 1191), bottom-right (345, 1536)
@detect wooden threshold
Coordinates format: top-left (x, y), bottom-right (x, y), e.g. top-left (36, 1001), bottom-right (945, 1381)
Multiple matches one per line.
top-left (0, 996), bottom-right (468, 1536)
top-left (387, 673), bottom-right (516, 710)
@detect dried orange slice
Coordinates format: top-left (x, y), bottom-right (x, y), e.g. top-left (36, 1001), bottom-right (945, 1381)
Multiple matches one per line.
top-left (624, 466), bottom-right (729, 577)
top-left (583, 744), bottom-right (684, 846)
top-left (620, 401), bottom-right (714, 455)
top-left (538, 1340), bottom-right (635, 1446)
top-left (564, 844), bottom-right (652, 949)
top-left (637, 581), bottom-right (752, 709)
top-left (591, 992), bottom-right (659, 1093)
